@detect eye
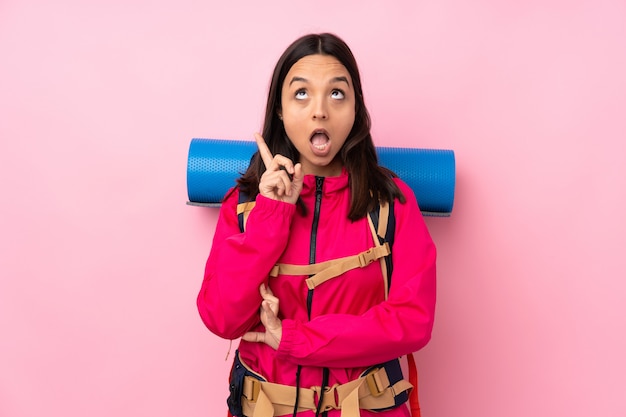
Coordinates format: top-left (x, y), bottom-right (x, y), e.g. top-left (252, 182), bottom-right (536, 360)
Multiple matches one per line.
top-left (331, 89), bottom-right (345, 100)
top-left (295, 89), bottom-right (308, 100)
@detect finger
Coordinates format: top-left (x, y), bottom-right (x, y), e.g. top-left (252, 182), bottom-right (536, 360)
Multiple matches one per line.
top-left (290, 163), bottom-right (304, 193)
top-left (269, 175), bottom-right (288, 197)
top-left (263, 300), bottom-right (279, 318)
top-left (261, 301), bottom-right (280, 327)
top-left (279, 166), bottom-right (294, 181)
top-left (254, 132), bottom-right (274, 169)
top-left (260, 283), bottom-right (275, 297)
top-left (242, 331), bottom-right (264, 343)
top-left (260, 285), bottom-right (279, 307)
top-left (293, 163), bottom-right (303, 180)
top-left (276, 167), bottom-right (295, 196)
top-left (269, 154), bottom-right (296, 176)
top-left (262, 294), bottom-right (279, 309)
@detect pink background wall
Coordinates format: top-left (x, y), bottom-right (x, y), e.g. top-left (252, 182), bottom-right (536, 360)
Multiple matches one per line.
top-left (1, 1), bottom-right (625, 416)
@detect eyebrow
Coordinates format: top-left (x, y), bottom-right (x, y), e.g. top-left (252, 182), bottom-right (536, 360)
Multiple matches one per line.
top-left (288, 76), bottom-right (351, 87)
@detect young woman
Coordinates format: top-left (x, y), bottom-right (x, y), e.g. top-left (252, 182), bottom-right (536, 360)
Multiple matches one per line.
top-left (197, 33), bottom-right (436, 417)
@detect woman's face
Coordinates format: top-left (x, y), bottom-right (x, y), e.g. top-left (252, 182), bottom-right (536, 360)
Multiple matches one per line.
top-left (279, 54), bottom-right (356, 177)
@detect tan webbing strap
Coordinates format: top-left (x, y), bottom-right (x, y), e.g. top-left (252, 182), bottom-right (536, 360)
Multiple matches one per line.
top-left (377, 201), bottom-right (389, 240)
top-left (242, 376), bottom-right (315, 416)
top-left (251, 388), bottom-right (273, 417)
top-left (241, 366), bottom-right (412, 417)
top-left (367, 201), bottom-right (390, 300)
top-left (236, 201), bottom-right (256, 231)
top-left (304, 243), bottom-right (390, 289)
top-left (266, 243), bottom-right (390, 289)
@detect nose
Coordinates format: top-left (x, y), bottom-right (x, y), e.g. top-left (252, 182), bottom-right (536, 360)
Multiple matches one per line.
top-left (312, 98), bottom-right (328, 120)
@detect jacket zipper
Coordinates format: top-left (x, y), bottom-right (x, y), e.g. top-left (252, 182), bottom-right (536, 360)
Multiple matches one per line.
top-left (310, 176), bottom-right (324, 263)
top-left (309, 176), bottom-right (328, 416)
top-left (306, 176), bottom-right (324, 320)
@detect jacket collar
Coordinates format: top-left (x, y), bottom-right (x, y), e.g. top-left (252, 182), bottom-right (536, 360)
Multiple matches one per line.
top-left (301, 167), bottom-right (349, 197)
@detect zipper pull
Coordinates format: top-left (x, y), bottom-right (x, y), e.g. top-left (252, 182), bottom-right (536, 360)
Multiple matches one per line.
top-left (316, 176), bottom-right (324, 193)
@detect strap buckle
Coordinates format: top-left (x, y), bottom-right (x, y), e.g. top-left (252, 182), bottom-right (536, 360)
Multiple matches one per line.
top-left (245, 377), bottom-right (261, 403)
top-left (358, 249), bottom-right (375, 267)
top-left (357, 242), bottom-right (391, 268)
top-left (312, 384), bottom-right (341, 411)
top-left (366, 370), bottom-right (384, 397)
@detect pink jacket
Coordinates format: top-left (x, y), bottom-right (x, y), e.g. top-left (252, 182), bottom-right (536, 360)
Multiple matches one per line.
top-left (197, 169), bottom-right (436, 416)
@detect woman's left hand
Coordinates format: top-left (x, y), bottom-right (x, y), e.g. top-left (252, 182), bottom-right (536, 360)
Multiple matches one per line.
top-left (242, 284), bottom-right (282, 350)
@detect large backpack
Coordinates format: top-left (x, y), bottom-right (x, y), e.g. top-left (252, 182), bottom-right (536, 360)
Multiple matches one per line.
top-left (236, 191), bottom-right (422, 417)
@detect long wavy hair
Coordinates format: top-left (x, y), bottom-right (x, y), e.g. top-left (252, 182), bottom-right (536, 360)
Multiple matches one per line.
top-left (236, 33), bottom-right (405, 220)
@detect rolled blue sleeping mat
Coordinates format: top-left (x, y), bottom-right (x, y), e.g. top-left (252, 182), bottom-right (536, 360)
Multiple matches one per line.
top-left (187, 138), bottom-right (455, 216)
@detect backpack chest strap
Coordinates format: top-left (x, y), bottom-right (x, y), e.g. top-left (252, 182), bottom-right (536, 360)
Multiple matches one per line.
top-left (269, 242), bottom-right (390, 290)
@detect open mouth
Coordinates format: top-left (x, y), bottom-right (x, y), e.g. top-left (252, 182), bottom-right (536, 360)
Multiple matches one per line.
top-left (310, 129), bottom-right (330, 151)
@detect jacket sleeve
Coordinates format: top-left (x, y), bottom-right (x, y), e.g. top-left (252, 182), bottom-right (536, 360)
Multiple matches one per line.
top-left (197, 190), bottom-right (297, 339)
top-left (276, 180), bottom-right (437, 368)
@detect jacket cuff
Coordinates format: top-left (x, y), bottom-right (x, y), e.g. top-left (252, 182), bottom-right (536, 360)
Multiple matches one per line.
top-left (276, 319), bottom-right (299, 362)
top-left (254, 194), bottom-right (297, 221)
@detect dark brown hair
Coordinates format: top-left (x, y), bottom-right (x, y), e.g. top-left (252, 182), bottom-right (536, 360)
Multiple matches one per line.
top-left (237, 33), bottom-right (405, 220)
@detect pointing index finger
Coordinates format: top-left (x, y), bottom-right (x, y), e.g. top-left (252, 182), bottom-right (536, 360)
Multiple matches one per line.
top-left (254, 133), bottom-right (274, 168)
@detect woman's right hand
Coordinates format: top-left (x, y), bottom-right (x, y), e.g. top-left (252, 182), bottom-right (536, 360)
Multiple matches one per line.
top-left (255, 133), bottom-right (304, 204)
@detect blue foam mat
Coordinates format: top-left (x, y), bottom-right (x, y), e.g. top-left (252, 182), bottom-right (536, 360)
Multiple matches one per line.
top-left (187, 138), bottom-right (455, 216)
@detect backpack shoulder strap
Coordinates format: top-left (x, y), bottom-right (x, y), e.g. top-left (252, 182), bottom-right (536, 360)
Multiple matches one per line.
top-left (236, 190), bottom-right (256, 233)
top-left (367, 199), bottom-right (395, 300)
top-left (369, 200), bottom-right (422, 417)
top-left (368, 200), bottom-right (395, 247)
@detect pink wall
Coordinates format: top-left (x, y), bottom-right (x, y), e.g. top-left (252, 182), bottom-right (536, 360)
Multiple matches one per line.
top-left (1, 1), bottom-right (625, 416)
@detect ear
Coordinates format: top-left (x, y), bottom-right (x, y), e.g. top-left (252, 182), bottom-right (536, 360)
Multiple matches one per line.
top-left (276, 109), bottom-right (283, 121)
